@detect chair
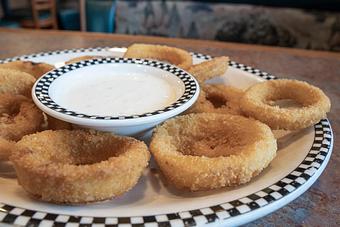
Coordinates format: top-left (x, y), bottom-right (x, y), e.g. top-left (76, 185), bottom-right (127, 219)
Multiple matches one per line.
top-left (21, 0), bottom-right (58, 29)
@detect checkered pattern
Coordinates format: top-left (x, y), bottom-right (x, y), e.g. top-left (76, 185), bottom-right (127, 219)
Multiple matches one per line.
top-left (0, 48), bottom-right (334, 227)
top-left (189, 53), bottom-right (276, 81)
top-left (229, 60), bottom-right (276, 80)
top-left (34, 57), bottom-right (198, 120)
top-left (191, 52), bottom-right (212, 60)
top-left (0, 47), bottom-right (111, 64)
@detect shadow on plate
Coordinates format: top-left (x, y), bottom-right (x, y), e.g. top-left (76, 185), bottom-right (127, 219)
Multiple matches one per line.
top-left (275, 127), bottom-right (311, 151)
top-left (0, 161), bottom-right (16, 179)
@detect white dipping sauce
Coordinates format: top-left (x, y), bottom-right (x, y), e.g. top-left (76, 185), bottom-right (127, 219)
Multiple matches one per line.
top-left (50, 64), bottom-right (184, 116)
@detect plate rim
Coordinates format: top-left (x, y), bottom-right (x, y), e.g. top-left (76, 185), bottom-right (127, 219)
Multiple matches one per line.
top-left (0, 47), bottom-right (334, 227)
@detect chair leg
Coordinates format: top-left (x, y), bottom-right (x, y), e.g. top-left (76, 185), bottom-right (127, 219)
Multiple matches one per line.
top-left (50, 0), bottom-right (58, 29)
top-left (24, 0), bottom-right (58, 29)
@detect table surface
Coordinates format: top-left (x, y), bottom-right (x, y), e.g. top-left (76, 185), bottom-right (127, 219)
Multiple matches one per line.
top-left (0, 28), bottom-right (339, 226)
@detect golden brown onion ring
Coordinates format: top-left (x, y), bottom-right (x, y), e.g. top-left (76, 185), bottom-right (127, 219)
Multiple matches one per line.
top-left (11, 130), bottom-right (150, 204)
top-left (150, 113), bottom-right (277, 191)
top-left (0, 68), bottom-right (35, 97)
top-left (0, 138), bottom-right (15, 161)
top-left (240, 79), bottom-right (331, 130)
top-left (186, 84), bottom-right (244, 115)
top-left (187, 56), bottom-right (229, 83)
top-left (0, 61), bottom-right (54, 79)
top-left (65, 56), bottom-right (104, 65)
top-left (0, 94), bottom-right (44, 160)
top-left (46, 115), bottom-right (73, 130)
top-left (0, 94), bottom-right (44, 141)
top-left (124, 44), bottom-right (193, 69)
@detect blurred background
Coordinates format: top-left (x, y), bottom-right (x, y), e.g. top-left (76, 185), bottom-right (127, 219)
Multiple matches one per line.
top-left (1, 0), bottom-right (339, 51)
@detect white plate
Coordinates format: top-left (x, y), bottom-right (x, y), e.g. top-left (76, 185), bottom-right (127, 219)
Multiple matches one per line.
top-left (0, 47), bottom-right (333, 227)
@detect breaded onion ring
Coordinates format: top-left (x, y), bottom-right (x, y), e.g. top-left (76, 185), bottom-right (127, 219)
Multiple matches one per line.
top-left (11, 130), bottom-right (150, 204)
top-left (187, 56), bottom-right (229, 83)
top-left (124, 44), bottom-right (193, 69)
top-left (65, 56), bottom-right (103, 65)
top-left (0, 94), bottom-right (44, 160)
top-left (150, 113), bottom-right (277, 191)
top-left (0, 68), bottom-right (35, 97)
top-left (187, 84), bottom-right (244, 115)
top-left (0, 138), bottom-right (15, 161)
top-left (240, 79), bottom-right (331, 130)
top-left (0, 94), bottom-right (43, 141)
top-left (0, 61), bottom-right (54, 79)
top-left (0, 68), bottom-right (35, 96)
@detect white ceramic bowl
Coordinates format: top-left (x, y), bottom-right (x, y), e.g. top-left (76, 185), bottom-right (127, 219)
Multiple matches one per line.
top-left (32, 57), bottom-right (200, 139)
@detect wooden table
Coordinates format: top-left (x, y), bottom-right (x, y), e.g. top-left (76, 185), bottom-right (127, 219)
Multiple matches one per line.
top-left (0, 28), bottom-right (339, 226)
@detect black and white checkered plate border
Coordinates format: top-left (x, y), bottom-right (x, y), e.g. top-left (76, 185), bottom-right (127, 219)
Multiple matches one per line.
top-left (0, 48), bottom-right (333, 227)
top-left (34, 57), bottom-right (198, 120)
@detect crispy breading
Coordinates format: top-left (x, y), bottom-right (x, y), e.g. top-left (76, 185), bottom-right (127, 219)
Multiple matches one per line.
top-left (0, 61), bottom-right (54, 79)
top-left (124, 43), bottom-right (193, 69)
top-left (0, 68), bottom-right (35, 97)
top-left (150, 113), bottom-right (277, 191)
top-left (11, 130), bottom-right (150, 204)
top-left (186, 84), bottom-right (244, 115)
top-left (240, 79), bottom-right (331, 130)
top-left (187, 56), bottom-right (229, 83)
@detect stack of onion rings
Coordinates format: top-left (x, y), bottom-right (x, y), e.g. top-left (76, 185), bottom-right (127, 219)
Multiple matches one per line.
top-left (124, 43), bottom-right (193, 69)
top-left (150, 113), bottom-right (277, 191)
top-left (0, 61), bottom-right (54, 79)
top-left (11, 130), bottom-right (150, 204)
top-left (240, 79), bottom-right (331, 130)
top-left (0, 94), bottom-right (44, 160)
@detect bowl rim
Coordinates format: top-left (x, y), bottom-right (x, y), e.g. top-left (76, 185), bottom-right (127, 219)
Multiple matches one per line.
top-left (32, 57), bottom-right (200, 126)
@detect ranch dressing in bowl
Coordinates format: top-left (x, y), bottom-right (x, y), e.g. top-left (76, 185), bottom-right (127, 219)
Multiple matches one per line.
top-left (48, 63), bottom-right (184, 116)
top-left (51, 73), bottom-right (181, 116)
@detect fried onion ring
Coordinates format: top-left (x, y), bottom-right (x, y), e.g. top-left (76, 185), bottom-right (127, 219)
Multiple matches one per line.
top-left (150, 113), bottom-right (277, 191)
top-left (124, 44), bottom-right (193, 69)
top-left (0, 94), bottom-right (43, 141)
top-left (65, 56), bottom-right (104, 65)
top-left (187, 56), bottom-right (229, 83)
top-left (240, 79), bottom-right (331, 130)
top-left (10, 130), bottom-right (150, 204)
top-left (0, 138), bottom-right (15, 161)
top-left (46, 116), bottom-right (73, 130)
top-left (0, 94), bottom-right (44, 160)
top-left (0, 68), bottom-right (35, 97)
top-left (0, 61), bottom-right (54, 79)
top-left (186, 84), bottom-right (244, 115)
